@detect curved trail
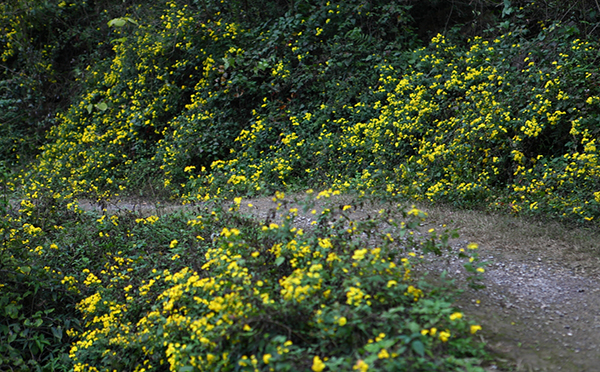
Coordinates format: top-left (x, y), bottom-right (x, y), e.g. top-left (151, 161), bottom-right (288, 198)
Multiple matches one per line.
top-left (76, 196), bottom-right (600, 371)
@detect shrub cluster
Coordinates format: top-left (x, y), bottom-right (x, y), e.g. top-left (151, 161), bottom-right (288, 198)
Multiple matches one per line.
top-left (12, 1), bottom-right (598, 223)
top-left (18, 0), bottom-right (416, 198)
top-left (185, 24), bottom-right (600, 222)
top-left (1, 189), bottom-right (487, 371)
top-left (0, 0), bottom-right (163, 165)
top-left (6, 1), bottom-right (600, 370)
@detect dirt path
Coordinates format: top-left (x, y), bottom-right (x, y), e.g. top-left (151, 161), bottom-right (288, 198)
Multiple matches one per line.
top-left (76, 195), bottom-right (600, 371)
top-left (420, 206), bottom-right (600, 372)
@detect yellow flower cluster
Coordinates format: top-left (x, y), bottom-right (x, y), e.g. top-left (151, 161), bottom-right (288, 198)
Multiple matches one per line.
top-left (59, 191), bottom-right (486, 370)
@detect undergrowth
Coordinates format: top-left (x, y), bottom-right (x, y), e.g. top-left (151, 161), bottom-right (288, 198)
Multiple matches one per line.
top-left (8, 1), bottom-right (598, 222)
top-left (1, 191), bottom-right (487, 371)
top-left (2, 0), bottom-right (600, 370)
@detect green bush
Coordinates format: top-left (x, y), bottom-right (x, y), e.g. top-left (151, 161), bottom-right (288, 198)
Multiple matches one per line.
top-left (0, 191), bottom-right (210, 370)
top-left (0, 198), bottom-right (79, 371)
top-left (189, 22), bottom-right (600, 222)
top-left (0, 0), bottom-right (157, 165)
top-left (1, 188), bottom-right (488, 371)
top-left (20, 0), bottom-right (418, 199)
top-left (17, 1), bottom-right (599, 223)
top-left (62, 192), bottom-right (487, 371)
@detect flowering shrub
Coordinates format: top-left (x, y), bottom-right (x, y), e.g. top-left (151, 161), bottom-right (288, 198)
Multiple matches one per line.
top-left (0, 196), bottom-right (80, 370)
top-left (62, 193), bottom-right (486, 371)
top-left (11, 1), bottom-right (597, 223)
top-left (3, 1), bottom-right (600, 368)
top-left (0, 0), bottom-right (157, 165)
top-left (185, 23), bottom-right (600, 222)
top-left (20, 0), bottom-right (415, 199)
top-left (1, 185), bottom-right (488, 370)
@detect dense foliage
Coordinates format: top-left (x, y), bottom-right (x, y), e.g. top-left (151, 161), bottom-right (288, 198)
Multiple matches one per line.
top-left (2, 0), bottom-right (600, 370)
top-left (1, 190), bottom-right (488, 371)
top-left (4, 0), bottom-right (597, 221)
top-left (0, 0), bottom-right (160, 164)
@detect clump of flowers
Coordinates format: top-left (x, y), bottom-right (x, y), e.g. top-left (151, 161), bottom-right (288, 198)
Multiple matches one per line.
top-left (67, 193), bottom-right (486, 371)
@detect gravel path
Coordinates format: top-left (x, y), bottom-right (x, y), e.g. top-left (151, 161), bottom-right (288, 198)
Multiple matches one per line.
top-left (430, 243), bottom-right (600, 371)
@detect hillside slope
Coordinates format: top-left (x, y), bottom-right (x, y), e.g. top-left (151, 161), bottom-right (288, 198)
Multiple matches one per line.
top-left (2, 0), bottom-right (599, 222)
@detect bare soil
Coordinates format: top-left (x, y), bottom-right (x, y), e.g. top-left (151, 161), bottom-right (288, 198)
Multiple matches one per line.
top-left (77, 194), bottom-right (600, 371)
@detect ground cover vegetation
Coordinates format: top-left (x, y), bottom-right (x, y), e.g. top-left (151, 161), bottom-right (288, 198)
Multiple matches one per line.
top-left (2, 188), bottom-right (488, 371)
top-left (1, 0), bottom-right (600, 370)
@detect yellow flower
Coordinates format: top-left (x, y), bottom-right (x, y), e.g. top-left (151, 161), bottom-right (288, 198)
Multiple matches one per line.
top-left (449, 312), bottom-right (463, 321)
top-left (338, 317), bottom-right (347, 326)
top-left (377, 349), bottom-right (390, 359)
top-left (318, 238), bottom-right (333, 248)
top-left (467, 243), bottom-right (478, 249)
top-left (352, 249), bottom-right (367, 261)
top-left (169, 239), bottom-right (178, 248)
top-left (476, 267), bottom-right (485, 273)
top-left (312, 356), bottom-right (326, 372)
top-left (470, 325), bottom-right (482, 334)
top-left (353, 359), bottom-right (369, 372)
top-left (263, 354), bottom-right (272, 364)
top-left (439, 330), bottom-right (451, 342)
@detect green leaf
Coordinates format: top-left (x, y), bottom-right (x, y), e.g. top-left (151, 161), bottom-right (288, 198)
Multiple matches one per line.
top-left (380, 339), bottom-right (396, 349)
top-left (111, 37), bottom-right (128, 44)
top-left (123, 17), bottom-right (139, 25)
top-left (179, 367), bottom-right (194, 372)
top-left (411, 340), bottom-right (424, 357)
top-left (86, 104), bottom-right (93, 114)
top-left (364, 343), bottom-right (379, 353)
top-left (95, 103), bottom-right (108, 111)
top-left (108, 18), bottom-right (127, 27)
top-left (51, 327), bottom-right (62, 341)
top-left (35, 337), bottom-right (49, 353)
top-left (223, 57), bottom-right (235, 70)
top-left (275, 256), bottom-right (285, 266)
top-left (257, 60), bottom-right (269, 71)
top-left (407, 321), bottom-right (420, 333)
top-left (463, 263), bottom-right (475, 273)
